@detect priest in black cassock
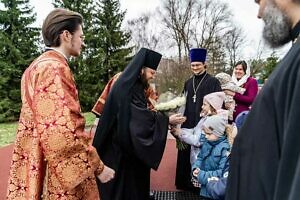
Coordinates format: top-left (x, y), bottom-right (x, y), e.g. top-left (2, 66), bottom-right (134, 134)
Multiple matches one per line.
top-left (226, 0), bottom-right (300, 200)
top-left (93, 48), bottom-right (186, 200)
top-left (175, 48), bottom-right (222, 191)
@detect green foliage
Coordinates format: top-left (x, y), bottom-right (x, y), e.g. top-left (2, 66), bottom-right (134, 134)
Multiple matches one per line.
top-left (52, 0), bottom-right (132, 112)
top-left (0, 58), bottom-right (21, 122)
top-left (250, 52), bottom-right (279, 81)
top-left (83, 112), bottom-right (96, 127)
top-left (250, 58), bottom-right (265, 79)
top-left (261, 53), bottom-right (278, 80)
top-left (0, 122), bottom-right (17, 147)
top-left (93, 0), bottom-right (132, 83)
top-left (0, 0), bottom-right (40, 122)
top-left (52, 0), bottom-right (99, 111)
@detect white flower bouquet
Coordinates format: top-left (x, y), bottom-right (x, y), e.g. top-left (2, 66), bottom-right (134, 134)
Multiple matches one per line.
top-left (154, 95), bottom-right (186, 114)
top-left (154, 94), bottom-right (188, 150)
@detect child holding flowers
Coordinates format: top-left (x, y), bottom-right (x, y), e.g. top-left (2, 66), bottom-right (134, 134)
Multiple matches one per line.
top-left (171, 91), bottom-right (228, 165)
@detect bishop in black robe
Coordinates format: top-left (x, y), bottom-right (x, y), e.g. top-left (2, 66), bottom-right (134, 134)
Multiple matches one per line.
top-left (226, 22), bottom-right (300, 200)
top-left (93, 48), bottom-right (170, 200)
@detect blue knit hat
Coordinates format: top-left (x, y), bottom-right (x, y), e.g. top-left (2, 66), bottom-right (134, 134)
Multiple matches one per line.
top-left (189, 48), bottom-right (207, 63)
top-left (235, 111), bottom-right (249, 131)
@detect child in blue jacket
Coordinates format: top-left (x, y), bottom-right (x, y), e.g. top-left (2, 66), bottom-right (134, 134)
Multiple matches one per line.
top-left (192, 115), bottom-right (230, 198)
top-left (205, 111), bottom-right (249, 199)
top-left (205, 158), bottom-right (229, 200)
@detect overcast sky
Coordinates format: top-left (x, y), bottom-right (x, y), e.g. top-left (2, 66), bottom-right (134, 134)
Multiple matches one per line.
top-left (31, 0), bottom-right (290, 59)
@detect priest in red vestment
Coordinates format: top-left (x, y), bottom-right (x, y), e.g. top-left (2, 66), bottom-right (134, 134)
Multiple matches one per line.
top-left (7, 8), bottom-right (114, 200)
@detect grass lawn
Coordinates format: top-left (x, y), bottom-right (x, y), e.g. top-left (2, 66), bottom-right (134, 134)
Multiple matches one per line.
top-left (0, 122), bottom-right (18, 147)
top-left (0, 112), bottom-right (96, 148)
top-left (83, 112), bottom-right (96, 127)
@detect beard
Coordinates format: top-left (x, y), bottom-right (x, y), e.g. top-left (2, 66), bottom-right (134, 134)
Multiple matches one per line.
top-left (262, 2), bottom-right (293, 48)
top-left (140, 73), bottom-right (150, 89)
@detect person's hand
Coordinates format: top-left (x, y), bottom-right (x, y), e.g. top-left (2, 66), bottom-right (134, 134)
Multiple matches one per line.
top-left (97, 165), bottom-right (115, 183)
top-left (169, 113), bottom-right (186, 125)
top-left (224, 90), bottom-right (235, 96)
top-left (192, 168), bottom-right (200, 177)
top-left (170, 127), bottom-right (181, 137)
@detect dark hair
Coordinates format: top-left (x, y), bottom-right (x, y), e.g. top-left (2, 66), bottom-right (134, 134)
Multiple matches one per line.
top-left (42, 8), bottom-right (83, 47)
top-left (234, 60), bottom-right (247, 73)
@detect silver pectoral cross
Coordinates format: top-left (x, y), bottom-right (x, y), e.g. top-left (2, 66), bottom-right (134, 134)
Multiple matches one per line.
top-left (193, 94), bottom-right (196, 103)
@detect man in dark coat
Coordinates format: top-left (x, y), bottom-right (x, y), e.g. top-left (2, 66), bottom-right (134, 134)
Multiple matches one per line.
top-left (226, 0), bottom-right (300, 200)
top-left (175, 48), bottom-right (222, 191)
top-left (93, 48), bottom-right (186, 200)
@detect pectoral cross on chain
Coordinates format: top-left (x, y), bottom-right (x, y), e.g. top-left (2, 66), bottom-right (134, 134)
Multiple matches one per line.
top-left (193, 94), bottom-right (196, 103)
top-left (192, 72), bottom-right (207, 104)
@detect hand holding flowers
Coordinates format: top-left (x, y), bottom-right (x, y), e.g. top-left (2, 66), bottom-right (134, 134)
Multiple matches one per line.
top-left (154, 94), bottom-right (188, 150)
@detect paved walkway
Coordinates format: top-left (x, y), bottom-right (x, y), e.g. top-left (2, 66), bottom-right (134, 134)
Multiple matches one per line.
top-left (0, 144), bottom-right (13, 199)
top-left (151, 138), bottom-right (178, 191)
top-left (0, 136), bottom-right (179, 199)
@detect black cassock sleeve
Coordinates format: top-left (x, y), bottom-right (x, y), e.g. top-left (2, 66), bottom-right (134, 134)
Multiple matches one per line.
top-left (129, 103), bottom-right (169, 170)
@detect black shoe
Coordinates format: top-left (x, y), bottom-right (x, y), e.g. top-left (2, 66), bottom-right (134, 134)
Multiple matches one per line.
top-left (149, 191), bottom-right (155, 200)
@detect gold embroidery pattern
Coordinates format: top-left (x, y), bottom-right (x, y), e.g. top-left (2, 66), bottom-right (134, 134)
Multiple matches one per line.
top-left (7, 51), bottom-right (102, 200)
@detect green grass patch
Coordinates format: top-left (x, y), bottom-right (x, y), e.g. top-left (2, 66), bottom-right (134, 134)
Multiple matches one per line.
top-left (83, 112), bottom-right (96, 127)
top-left (0, 122), bottom-right (17, 147)
top-left (0, 112), bottom-right (96, 148)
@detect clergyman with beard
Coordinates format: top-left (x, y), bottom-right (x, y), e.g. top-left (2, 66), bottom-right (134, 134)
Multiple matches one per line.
top-left (92, 48), bottom-right (186, 200)
top-left (226, 0), bottom-right (300, 200)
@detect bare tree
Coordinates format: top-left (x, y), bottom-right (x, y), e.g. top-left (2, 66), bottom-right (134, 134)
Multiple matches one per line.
top-left (125, 0), bottom-right (245, 75)
top-left (207, 34), bottom-right (227, 74)
top-left (190, 0), bottom-right (232, 50)
top-left (224, 24), bottom-right (246, 68)
top-left (155, 58), bottom-right (192, 94)
top-left (126, 13), bottom-right (161, 52)
top-left (250, 39), bottom-right (269, 76)
top-left (160, 0), bottom-right (196, 63)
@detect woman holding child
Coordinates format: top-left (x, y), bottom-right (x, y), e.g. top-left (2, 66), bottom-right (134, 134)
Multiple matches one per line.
top-left (225, 61), bottom-right (258, 120)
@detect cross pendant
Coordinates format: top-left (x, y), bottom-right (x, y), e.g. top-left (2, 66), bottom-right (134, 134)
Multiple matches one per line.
top-left (193, 94), bottom-right (196, 103)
